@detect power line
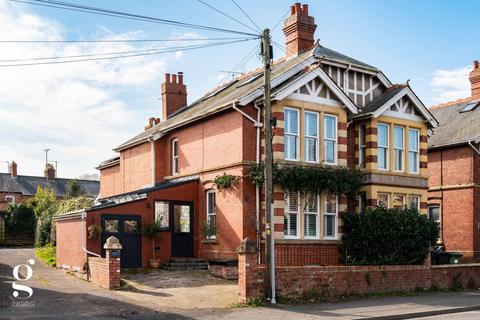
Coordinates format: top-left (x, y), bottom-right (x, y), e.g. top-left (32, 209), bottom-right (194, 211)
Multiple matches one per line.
top-left (0, 36), bottom-right (257, 43)
top-left (194, 0), bottom-right (259, 34)
top-left (0, 39), bottom-right (256, 67)
top-left (271, 8), bottom-right (290, 32)
top-left (0, 39), bottom-right (256, 63)
top-left (215, 43), bottom-right (260, 86)
top-left (230, 0), bottom-right (262, 33)
top-left (10, 0), bottom-right (260, 36)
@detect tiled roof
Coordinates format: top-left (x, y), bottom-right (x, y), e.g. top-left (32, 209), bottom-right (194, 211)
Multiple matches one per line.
top-left (313, 45), bottom-right (377, 70)
top-left (0, 173), bottom-right (99, 198)
top-left (429, 99), bottom-right (480, 148)
top-left (355, 86), bottom-right (406, 116)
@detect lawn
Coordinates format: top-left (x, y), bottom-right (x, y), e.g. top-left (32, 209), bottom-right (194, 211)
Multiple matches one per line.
top-left (35, 244), bottom-right (56, 267)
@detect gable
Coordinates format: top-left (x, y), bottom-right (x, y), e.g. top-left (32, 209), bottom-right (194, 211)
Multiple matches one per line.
top-left (290, 77), bottom-right (340, 105)
top-left (387, 95), bottom-right (421, 118)
top-left (273, 67), bottom-right (358, 114)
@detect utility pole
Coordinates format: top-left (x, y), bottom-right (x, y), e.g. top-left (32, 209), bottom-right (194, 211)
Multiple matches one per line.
top-left (262, 28), bottom-right (276, 304)
top-left (43, 148), bottom-right (50, 166)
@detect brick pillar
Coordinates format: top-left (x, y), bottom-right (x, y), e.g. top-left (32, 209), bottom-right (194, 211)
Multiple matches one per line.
top-left (238, 238), bottom-right (264, 303)
top-left (104, 236), bottom-right (122, 289)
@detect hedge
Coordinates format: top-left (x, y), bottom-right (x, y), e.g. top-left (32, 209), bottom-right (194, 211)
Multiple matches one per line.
top-left (342, 206), bottom-right (439, 265)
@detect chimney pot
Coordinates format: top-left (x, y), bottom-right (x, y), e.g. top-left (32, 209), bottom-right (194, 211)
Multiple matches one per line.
top-left (290, 5), bottom-right (295, 15)
top-left (9, 161), bottom-right (17, 178)
top-left (295, 2), bottom-right (301, 14)
top-left (302, 4), bottom-right (308, 16)
top-left (474, 60), bottom-right (479, 70)
top-left (172, 74), bottom-right (177, 83)
top-left (165, 73), bottom-right (171, 83)
top-left (178, 72), bottom-right (183, 84)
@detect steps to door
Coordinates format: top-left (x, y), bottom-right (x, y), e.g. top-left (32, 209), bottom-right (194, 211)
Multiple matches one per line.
top-left (161, 257), bottom-right (208, 271)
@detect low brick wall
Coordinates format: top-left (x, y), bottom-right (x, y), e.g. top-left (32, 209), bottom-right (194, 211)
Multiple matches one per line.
top-left (87, 253), bottom-right (120, 289)
top-left (260, 242), bottom-right (342, 266)
top-left (239, 250), bottom-right (480, 302)
top-left (209, 264), bottom-right (238, 280)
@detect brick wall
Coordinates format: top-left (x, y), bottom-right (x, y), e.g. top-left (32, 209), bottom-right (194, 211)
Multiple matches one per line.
top-left (99, 165), bottom-right (121, 198)
top-left (87, 251), bottom-right (121, 289)
top-left (239, 249), bottom-right (480, 302)
top-left (56, 217), bottom-right (87, 272)
top-left (208, 264), bottom-right (238, 280)
top-left (260, 242), bottom-right (342, 266)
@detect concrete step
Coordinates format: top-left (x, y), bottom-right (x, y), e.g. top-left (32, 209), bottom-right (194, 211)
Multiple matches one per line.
top-left (161, 257), bottom-right (208, 271)
top-left (169, 257), bottom-right (206, 263)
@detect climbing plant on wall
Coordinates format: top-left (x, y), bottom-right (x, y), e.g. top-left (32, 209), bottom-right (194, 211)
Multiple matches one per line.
top-left (247, 162), bottom-right (364, 197)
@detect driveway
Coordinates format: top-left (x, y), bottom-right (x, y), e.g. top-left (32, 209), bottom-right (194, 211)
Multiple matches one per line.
top-left (119, 269), bottom-right (238, 309)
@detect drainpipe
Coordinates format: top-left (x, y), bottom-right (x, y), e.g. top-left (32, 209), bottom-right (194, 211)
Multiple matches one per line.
top-left (81, 211), bottom-right (101, 258)
top-left (148, 136), bottom-right (155, 186)
top-left (232, 101), bottom-right (263, 263)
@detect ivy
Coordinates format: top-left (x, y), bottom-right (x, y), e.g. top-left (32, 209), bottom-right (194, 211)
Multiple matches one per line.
top-left (247, 163), bottom-right (364, 197)
top-left (214, 173), bottom-right (240, 190)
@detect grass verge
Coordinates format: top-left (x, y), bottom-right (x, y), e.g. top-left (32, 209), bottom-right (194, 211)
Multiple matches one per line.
top-left (35, 244), bottom-right (56, 267)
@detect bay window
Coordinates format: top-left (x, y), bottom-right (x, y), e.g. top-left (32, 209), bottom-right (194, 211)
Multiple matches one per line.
top-left (409, 195), bottom-right (420, 210)
top-left (377, 123), bottom-right (389, 170)
top-left (284, 108), bottom-right (299, 161)
top-left (393, 193), bottom-right (406, 208)
top-left (393, 126), bottom-right (404, 172)
top-left (324, 114), bottom-right (337, 164)
top-left (377, 192), bottom-right (390, 208)
top-left (304, 111), bottom-right (319, 163)
top-left (409, 129), bottom-right (420, 173)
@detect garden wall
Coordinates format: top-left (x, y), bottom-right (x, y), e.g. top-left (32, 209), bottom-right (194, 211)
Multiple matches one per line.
top-left (87, 253), bottom-right (121, 290)
top-left (238, 242), bottom-right (480, 303)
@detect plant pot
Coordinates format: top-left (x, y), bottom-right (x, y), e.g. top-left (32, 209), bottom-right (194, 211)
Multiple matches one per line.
top-left (90, 233), bottom-right (98, 241)
top-left (149, 259), bottom-right (161, 269)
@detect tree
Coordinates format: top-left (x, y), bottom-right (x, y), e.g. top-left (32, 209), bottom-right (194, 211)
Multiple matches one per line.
top-left (32, 186), bottom-right (58, 247)
top-left (4, 204), bottom-right (36, 236)
top-left (65, 180), bottom-right (84, 199)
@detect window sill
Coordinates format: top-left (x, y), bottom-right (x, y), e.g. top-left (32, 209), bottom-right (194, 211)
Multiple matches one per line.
top-left (202, 239), bottom-right (217, 244)
top-left (275, 239), bottom-right (341, 245)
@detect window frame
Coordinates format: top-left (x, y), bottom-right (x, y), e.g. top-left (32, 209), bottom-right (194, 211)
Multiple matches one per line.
top-left (428, 205), bottom-right (441, 240)
top-left (206, 189), bottom-right (216, 239)
top-left (359, 124), bottom-right (366, 169)
top-left (377, 192), bottom-right (390, 208)
top-left (409, 195), bottom-right (421, 211)
top-left (304, 193), bottom-right (320, 240)
top-left (284, 191), bottom-right (300, 239)
top-left (284, 107), bottom-right (300, 161)
top-left (5, 195), bottom-right (15, 205)
top-left (304, 110), bottom-right (319, 164)
top-left (393, 193), bottom-right (406, 209)
top-left (323, 114), bottom-right (338, 165)
top-left (323, 193), bottom-right (338, 240)
top-left (408, 128), bottom-right (420, 174)
top-left (393, 125), bottom-right (405, 172)
top-left (172, 138), bottom-right (179, 176)
top-left (154, 201), bottom-right (170, 230)
top-left (377, 123), bottom-right (390, 171)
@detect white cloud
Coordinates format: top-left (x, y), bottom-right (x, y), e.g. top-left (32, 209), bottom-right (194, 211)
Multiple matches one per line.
top-left (430, 66), bottom-right (471, 103)
top-left (0, 2), bottom-right (173, 177)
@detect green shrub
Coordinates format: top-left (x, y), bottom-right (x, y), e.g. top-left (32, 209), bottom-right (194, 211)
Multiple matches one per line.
top-left (35, 244), bottom-right (56, 267)
top-left (343, 206), bottom-right (439, 265)
top-left (4, 204), bottom-right (36, 236)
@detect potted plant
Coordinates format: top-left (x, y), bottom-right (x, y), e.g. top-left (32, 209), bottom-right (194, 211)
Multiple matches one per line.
top-left (87, 224), bottom-right (101, 241)
top-left (142, 221), bottom-right (162, 269)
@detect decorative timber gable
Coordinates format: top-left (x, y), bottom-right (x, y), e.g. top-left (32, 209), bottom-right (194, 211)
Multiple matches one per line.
top-left (292, 77), bottom-right (340, 104)
top-left (388, 96), bottom-right (421, 117)
top-left (321, 64), bottom-right (387, 108)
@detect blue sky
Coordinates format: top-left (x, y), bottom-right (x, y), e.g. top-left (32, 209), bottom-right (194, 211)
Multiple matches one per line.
top-left (0, 0), bottom-right (478, 177)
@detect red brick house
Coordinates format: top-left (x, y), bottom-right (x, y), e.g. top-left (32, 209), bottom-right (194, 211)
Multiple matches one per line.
top-left (55, 2), bottom-right (438, 271)
top-left (428, 61), bottom-right (480, 261)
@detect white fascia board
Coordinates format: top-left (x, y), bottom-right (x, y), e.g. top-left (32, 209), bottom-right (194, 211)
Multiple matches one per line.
top-left (319, 59), bottom-right (378, 75)
top-left (372, 87), bottom-right (438, 128)
top-left (273, 67), bottom-right (358, 114)
top-left (238, 56), bottom-right (317, 106)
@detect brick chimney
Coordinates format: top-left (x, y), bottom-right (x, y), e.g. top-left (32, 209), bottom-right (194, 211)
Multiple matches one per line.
top-left (44, 163), bottom-right (56, 181)
top-left (283, 2), bottom-right (317, 57)
top-left (161, 72), bottom-right (187, 121)
top-left (470, 60), bottom-right (480, 100)
top-left (9, 161), bottom-right (17, 178)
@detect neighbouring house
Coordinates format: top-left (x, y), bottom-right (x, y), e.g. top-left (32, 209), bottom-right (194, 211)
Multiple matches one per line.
top-left (428, 60), bottom-right (480, 261)
top-left (55, 2), bottom-right (438, 271)
top-left (0, 161), bottom-right (100, 210)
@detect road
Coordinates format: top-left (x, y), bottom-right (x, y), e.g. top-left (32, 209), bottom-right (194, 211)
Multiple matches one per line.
top-left (1, 248), bottom-right (480, 320)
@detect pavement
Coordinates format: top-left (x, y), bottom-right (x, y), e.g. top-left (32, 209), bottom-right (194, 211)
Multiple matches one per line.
top-left (1, 248), bottom-right (480, 319)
